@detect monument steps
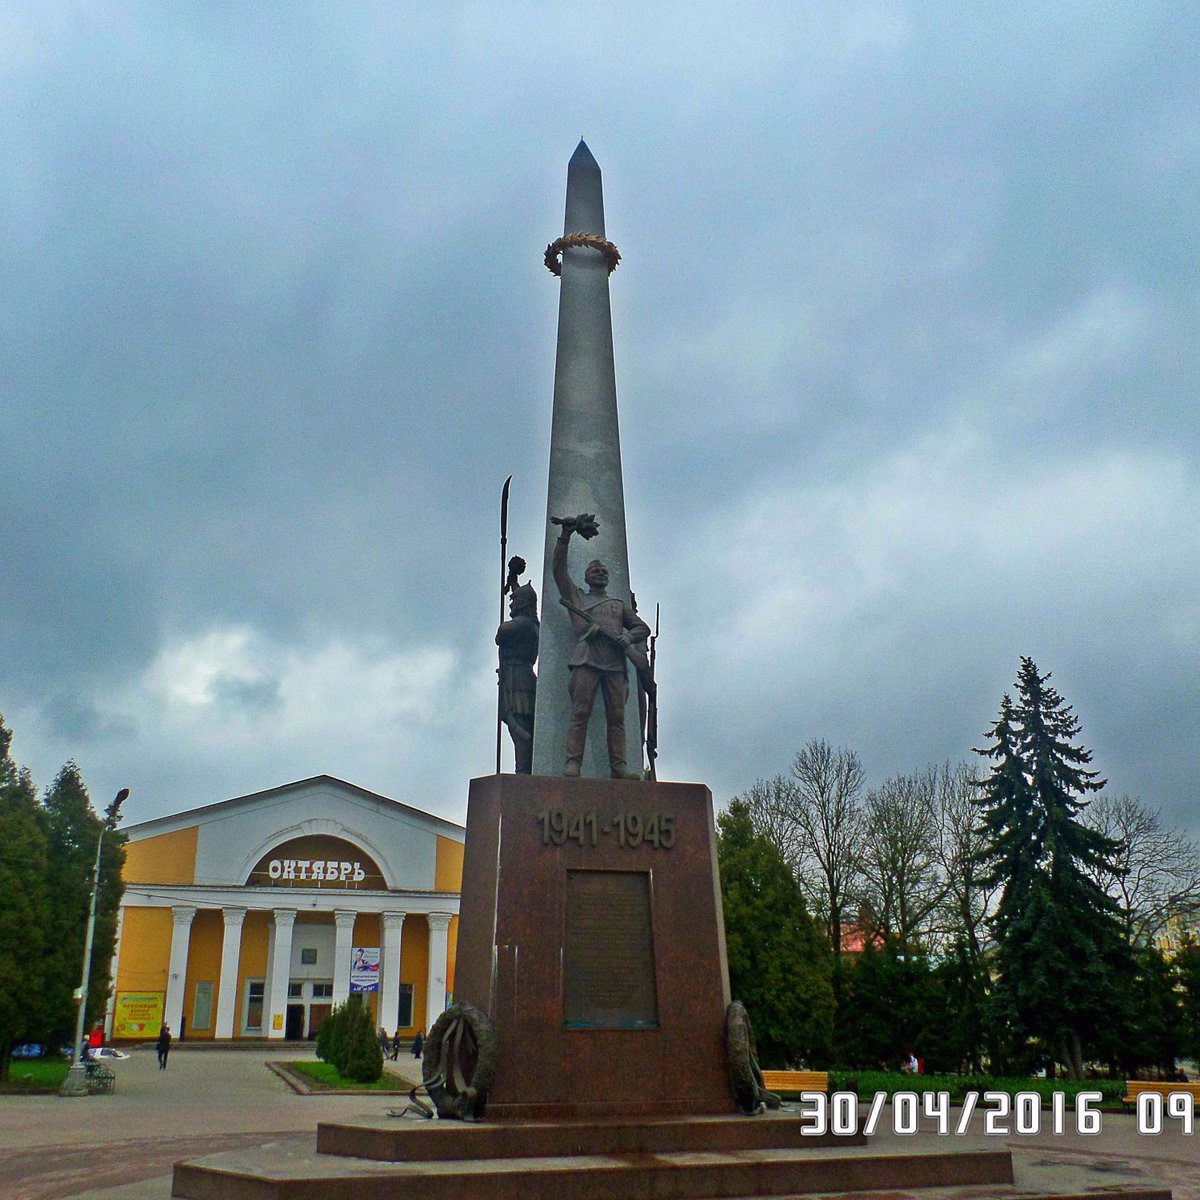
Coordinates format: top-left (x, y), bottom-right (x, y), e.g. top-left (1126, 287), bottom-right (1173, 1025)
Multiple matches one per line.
top-left (316, 1111), bottom-right (867, 1159)
top-left (169, 1113), bottom-right (1173, 1200)
top-left (173, 1139), bottom-right (1015, 1200)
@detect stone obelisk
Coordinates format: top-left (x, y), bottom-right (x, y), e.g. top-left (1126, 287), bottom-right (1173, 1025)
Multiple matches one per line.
top-left (532, 140), bottom-right (641, 779)
top-left (453, 142), bottom-right (733, 1121)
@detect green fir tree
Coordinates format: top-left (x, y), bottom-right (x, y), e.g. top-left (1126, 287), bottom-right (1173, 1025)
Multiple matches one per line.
top-left (1174, 938), bottom-right (1200, 1068)
top-left (39, 763), bottom-right (127, 1049)
top-left (1124, 944), bottom-right (1183, 1078)
top-left (838, 937), bottom-right (939, 1071)
top-left (717, 798), bottom-right (834, 1067)
top-left (342, 999), bottom-right (384, 1082)
top-left (973, 658), bottom-right (1132, 1078)
top-left (0, 716), bottom-right (50, 1080)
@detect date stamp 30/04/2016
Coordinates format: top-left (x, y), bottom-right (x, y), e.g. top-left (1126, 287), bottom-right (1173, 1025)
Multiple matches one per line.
top-left (792, 1091), bottom-right (1196, 1138)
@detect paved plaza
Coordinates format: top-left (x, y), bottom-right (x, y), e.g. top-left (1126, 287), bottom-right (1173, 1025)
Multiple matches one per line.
top-left (1, 1047), bottom-right (1196, 1200)
top-left (0, 1045), bottom-right (423, 1199)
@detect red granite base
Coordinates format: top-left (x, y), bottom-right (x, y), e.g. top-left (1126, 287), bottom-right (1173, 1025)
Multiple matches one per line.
top-left (454, 774), bottom-right (734, 1118)
top-left (316, 1111), bottom-right (866, 1160)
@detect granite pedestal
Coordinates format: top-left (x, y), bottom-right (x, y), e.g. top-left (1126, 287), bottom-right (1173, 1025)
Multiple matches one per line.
top-left (454, 773), bottom-right (732, 1118)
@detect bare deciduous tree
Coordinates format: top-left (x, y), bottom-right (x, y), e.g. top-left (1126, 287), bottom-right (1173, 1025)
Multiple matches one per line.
top-left (786, 739), bottom-right (866, 954)
top-left (859, 766), bottom-right (945, 951)
top-left (739, 775), bottom-right (803, 867)
top-left (1081, 793), bottom-right (1200, 945)
top-left (933, 759), bottom-right (995, 959)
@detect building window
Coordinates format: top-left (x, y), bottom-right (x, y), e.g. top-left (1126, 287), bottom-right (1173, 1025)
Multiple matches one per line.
top-left (300, 948), bottom-right (317, 965)
top-left (312, 982), bottom-right (333, 999)
top-left (192, 981), bottom-right (214, 1031)
top-left (397, 983), bottom-right (414, 1029)
top-left (287, 981), bottom-right (303, 999)
top-left (245, 981), bottom-right (265, 1031)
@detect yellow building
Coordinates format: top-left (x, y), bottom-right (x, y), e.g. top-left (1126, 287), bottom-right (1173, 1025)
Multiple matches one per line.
top-left (108, 776), bottom-right (463, 1043)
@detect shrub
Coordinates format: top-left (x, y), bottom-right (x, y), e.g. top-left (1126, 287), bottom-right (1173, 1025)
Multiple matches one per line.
top-left (316, 1001), bottom-right (348, 1067)
top-left (342, 1003), bottom-right (384, 1083)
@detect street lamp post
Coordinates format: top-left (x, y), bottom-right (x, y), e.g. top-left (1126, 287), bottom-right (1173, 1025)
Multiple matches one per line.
top-left (60, 788), bottom-right (129, 1098)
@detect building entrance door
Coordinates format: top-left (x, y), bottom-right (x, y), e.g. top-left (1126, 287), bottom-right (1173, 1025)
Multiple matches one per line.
top-left (285, 1004), bottom-right (305, 1040)
top-left (308, 1004), bottom-right (331, 1038)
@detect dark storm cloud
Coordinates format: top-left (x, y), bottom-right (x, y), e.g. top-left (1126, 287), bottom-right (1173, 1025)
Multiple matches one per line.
top-left (1, 4), bottom-right (1196, 834)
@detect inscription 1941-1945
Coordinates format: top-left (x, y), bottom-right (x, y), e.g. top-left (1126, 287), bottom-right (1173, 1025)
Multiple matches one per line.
top-left (536, 808), bottom-right (675, 848)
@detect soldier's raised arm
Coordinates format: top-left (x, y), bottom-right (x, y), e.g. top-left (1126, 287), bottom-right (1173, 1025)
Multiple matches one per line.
top-left (549, 514), bottom-right (599, 603)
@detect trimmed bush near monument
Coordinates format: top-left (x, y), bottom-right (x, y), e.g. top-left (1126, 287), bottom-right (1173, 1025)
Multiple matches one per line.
top-left (315, 999), bottom-right (383, 1083)
top-left (343, 1005), bottom-right (384, 1082)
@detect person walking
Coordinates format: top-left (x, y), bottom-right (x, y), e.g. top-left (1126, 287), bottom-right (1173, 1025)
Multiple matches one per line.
top-left (156, 1023), bottom-right (171, 1069)
top-left (390, 1030), bottom-right (401, 1061)
top-left (412, 1030), bottom-right (424, 1058)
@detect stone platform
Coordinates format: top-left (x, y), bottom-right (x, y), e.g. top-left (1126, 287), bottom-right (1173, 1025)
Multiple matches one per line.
top-left (166, 1110), bottom-right (1172, 1200)
top-left (172, 1113), bottom-right (1011, 1200)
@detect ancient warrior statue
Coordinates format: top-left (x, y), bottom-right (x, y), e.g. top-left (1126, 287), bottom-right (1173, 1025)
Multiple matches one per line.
top-left (550, 514), bottom-right (650, 780)
top-left (496, 557), bottom-right (539, 774)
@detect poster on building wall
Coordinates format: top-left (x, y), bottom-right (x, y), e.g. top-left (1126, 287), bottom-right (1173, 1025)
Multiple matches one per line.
top-left (349, 946), bottom-right (380, 992)
top-left (112, 992), bottom-right (165, 1037)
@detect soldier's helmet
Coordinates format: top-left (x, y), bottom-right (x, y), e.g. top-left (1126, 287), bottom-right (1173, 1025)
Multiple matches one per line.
top-left (510, 582), bottom-right (538, 616)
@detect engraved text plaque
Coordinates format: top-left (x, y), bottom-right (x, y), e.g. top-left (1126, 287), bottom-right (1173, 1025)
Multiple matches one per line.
top-left (564, 869), bottom-right (659, 1028)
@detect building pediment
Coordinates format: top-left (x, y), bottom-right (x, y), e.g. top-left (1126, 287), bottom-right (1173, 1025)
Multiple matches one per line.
top-left (123, 775), bottom-right (463, 891)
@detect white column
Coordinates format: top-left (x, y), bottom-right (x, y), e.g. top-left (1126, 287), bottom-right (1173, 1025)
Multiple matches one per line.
top-left (163, 905), bottom-right (196, 1039)
top-left (379, 911), bottom-right (406, 1033)
top-left (332, 910), bottom-right (356, 1008)
top-left (425, 912), bottom-right (453, 1034)
top-left (103, 903), bottom-right (126, 1039)
top-left (266, 908), bottom-right (297, 1040)
top-left (213, 907), bottom-right (247, 1039)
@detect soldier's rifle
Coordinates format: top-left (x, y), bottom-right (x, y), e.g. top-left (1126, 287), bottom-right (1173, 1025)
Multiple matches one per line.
top-left (557, 597), bottom-right (655, 693)
top-left (496, 475), bottom-right (512, 774)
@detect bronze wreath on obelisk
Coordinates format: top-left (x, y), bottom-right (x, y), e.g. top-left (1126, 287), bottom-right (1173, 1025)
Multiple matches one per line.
top-left (544, 231), bottom-right (621, 276)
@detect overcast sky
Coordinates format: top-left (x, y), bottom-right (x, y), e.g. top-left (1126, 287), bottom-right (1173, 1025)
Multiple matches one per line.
top-left (3, 4), bottom-right (1197, 837)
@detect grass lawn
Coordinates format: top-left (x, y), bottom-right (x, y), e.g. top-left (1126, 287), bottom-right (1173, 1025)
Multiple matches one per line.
top-left (285, 1060), bottom-right (404, 1092)
top-left (0, 1058), bottom-right (71, 1094)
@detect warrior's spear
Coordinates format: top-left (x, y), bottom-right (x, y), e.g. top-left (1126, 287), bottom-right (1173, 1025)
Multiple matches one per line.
top-left (496, 475), bottom-right (512, 774)
top-left (646, 602), bottom-right (659, 781)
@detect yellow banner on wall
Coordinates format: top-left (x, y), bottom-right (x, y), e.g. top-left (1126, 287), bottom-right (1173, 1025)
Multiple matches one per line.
top-left (113, 991), bottom-right (165, 1038)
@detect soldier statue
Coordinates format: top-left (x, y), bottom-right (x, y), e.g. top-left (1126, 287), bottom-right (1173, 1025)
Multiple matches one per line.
top-left (550, 514), bottom-right (650, 780)
top-left (496, 557), bottom-right (538, 774)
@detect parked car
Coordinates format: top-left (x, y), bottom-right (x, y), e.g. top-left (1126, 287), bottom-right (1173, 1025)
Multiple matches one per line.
top-left (11, 1044), bottom-right (44, 1059)
top-left (90, 1046), bottom-right (130, 1061)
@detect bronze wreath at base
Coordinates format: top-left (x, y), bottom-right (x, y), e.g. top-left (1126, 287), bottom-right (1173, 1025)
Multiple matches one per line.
top-left (544, 232), bottom-right (621, 276)
top-left (726, 1000), bottom-right (782, 1114)
top-left (420, 1001), bottom-right (499, 1121)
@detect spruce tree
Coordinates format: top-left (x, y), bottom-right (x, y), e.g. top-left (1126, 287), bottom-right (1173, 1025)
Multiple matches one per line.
top-left (31, 764), bottom-right (128, 1051)
top-left (1175, 939), bottom-right (1200, 1067)
top-left (0, 716), bottom-right (50, 1080)
top-left (340, 999), bottom-right (383, 1082)
top-left (717, 798), bottom-right (834, 1067)
top-left (973, 658), bottom-right (1131, 1078)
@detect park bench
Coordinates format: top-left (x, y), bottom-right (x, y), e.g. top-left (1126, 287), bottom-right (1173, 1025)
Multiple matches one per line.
top-left (759, 1070), bottom-right (830, 1096)
top-left (1122, 1079), bottom-right (1199, 1110)
top-left (85, 1061), bottom-right (115, 1095)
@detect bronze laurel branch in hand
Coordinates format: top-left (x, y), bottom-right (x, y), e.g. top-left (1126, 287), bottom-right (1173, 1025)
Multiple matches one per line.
top-left (550, 513), bottom-right (600, 539)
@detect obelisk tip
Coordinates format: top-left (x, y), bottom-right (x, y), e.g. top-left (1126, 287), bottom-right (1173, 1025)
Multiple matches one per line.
top-left (569, 139), bottom-right (600, 173)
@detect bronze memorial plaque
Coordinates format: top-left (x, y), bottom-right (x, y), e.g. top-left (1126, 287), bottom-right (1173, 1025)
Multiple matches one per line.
top-left (564, 869), bottom-right (659, 1028)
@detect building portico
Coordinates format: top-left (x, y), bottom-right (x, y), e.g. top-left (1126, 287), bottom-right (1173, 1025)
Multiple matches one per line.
top-left (109, 776), bottom-right (463, 1044)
